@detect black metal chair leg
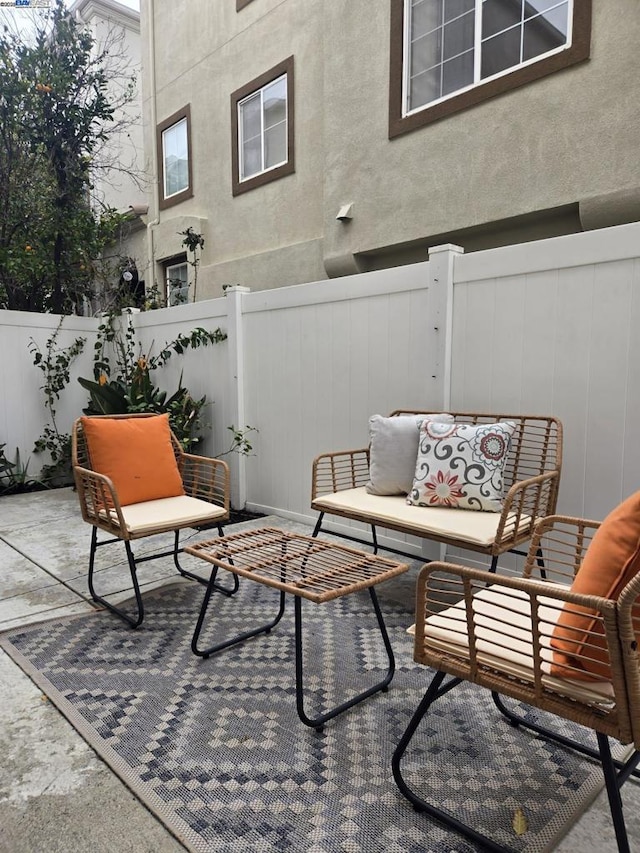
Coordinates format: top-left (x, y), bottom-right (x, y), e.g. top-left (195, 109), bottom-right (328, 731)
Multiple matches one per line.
top-left (311, 513), bottom-right (324, 538)
top-left (87, 527), bottom-right (144, 628)
top-left (491, 692), bottom-right (640, 780)
top-left (173, 528), bottom-right (239, 596)
top-left (294, 586), bottom-right (396, 731)
top-left (598, 732), bottom-right (632, 853)
top-left (489, 548), bottom-right (545, 578)
top-left (392, 672), bottom-right (510, 853)
top-left (191, 566), bottom-right (286, 658)
top-left (535, 546), bottom-right (547, 580)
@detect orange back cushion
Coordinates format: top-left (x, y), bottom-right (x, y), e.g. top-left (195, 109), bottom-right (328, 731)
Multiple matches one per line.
top-left (551, 491), bottom-right (640, 680)
top-left (81, 414), bottom-right (185, 506)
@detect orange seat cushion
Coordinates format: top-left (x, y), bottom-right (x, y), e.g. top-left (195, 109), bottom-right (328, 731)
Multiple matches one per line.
top-left (551, 491), bottom-right (640, 680)
top-left (81, 414), bottom-right (185, 506)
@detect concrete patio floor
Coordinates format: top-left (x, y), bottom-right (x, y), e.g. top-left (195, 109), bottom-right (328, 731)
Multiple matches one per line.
top-left (1, 487), bottom-right (639, 852)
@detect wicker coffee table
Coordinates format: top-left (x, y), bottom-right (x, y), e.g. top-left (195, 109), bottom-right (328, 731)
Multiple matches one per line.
top-left (185, 526), bottom-right (409, 730)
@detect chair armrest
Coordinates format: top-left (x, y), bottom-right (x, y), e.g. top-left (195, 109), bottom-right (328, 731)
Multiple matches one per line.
top-left (493, 470), bottom-right (561, 549)
top-left (73, 464), bottom-right (127, 533)
top-left (311, 448), bottom-right (370, 499)
top-left (523, 513), bottom-right (601, 582)
top-left (178, 452), bottom-right (230, 511)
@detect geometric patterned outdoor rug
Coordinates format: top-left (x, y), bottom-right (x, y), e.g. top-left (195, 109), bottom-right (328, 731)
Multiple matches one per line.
top-left (0, 578), bottom-right (619, 853)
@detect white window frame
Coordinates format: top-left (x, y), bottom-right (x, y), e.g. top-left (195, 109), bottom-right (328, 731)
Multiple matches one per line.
top-left (166, 261), bottom-right (189, 307)
top-left (403, 0), bottom-right (574, 117)
top-left (238, 73), bottom-right (288, 183)
top-left (162, 117), bottom-right (189, 199)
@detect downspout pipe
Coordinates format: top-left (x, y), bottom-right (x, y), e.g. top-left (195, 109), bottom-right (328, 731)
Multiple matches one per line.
top-left (145, 0), bottom-right (159, 297)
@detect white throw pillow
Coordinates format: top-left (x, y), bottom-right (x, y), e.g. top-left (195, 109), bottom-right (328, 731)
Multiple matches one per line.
top-left (407, 420), bottom-right (516, 512)
top-left (366, 413), bottom-right (454, 496)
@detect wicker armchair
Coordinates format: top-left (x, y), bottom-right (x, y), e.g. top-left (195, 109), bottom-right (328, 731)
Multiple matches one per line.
top-left (72, 414), bottom-right (233, 628)
top-left (392, 512), bottom-right (640, 852)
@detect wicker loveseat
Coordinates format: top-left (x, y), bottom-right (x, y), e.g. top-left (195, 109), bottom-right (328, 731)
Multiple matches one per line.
top-left (311, 410), bottom-right (563, 570)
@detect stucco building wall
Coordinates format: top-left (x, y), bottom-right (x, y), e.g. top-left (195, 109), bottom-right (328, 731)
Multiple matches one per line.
top-left (139, 0), bottom-right (640, 299)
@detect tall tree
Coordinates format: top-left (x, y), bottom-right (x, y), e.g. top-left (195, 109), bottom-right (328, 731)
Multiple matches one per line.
top-left (0, 0), bottom-right (134, 314)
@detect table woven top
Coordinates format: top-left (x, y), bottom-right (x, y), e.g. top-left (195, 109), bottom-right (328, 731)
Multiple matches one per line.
top-left (185, 527), bottom-right (409, 603)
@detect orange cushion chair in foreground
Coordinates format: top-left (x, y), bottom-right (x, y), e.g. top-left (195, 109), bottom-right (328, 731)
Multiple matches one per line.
top-left (392, 498), bottom-right (640, 853)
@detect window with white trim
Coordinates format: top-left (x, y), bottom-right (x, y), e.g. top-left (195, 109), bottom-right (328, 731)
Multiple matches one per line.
top-left (239, 75), bottom-right (288, 181)
top-left (156, 105), bottom-right (193, 210)
top-left (231, 57), bottom-right (295, 196)
top-left (166, 261), bottom-right (189, 306)
top-left (389, 0), bottom-right (591, 137)
top-left (163, 119), bottom-right (189, 196)
top-left (407, 0), bottom-right (571, 113)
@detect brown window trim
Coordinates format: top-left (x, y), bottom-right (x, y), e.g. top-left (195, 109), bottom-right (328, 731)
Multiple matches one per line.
top-left (157, 104), bottom-right (194, 210)
top-left (389, 0), bottom-right (592, 139)
top-left (230, 56), bottom-right (295, 197)
top-left (237, 0), bottom-right (254, 9)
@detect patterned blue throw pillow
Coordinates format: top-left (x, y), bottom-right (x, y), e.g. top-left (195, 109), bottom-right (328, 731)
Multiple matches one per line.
top-left (407, 420), bottom-right (516, 512)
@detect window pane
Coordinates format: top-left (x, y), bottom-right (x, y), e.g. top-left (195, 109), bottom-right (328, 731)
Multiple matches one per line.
top-left (482, 0), bottom-right (521, 40)
top-left (444, 0), bottom-right (474, 24)
top-left (407, 0), bottom-right (476, 108)
top-left (241, 93), bottom-right (261, 142)
top-left (481, 27), bottom-right (521, 77)
top-left (523, 6), bottom-right (568, 61)
top-left (524, 0), bottom-right (565, 15)
top-left (163, 119), bottom-right (188, 197)
top-left (442, 48), bottom-right (474, 95)
top-left (263, 77), bottom-right (287, 130)
top-left (410, 65), bottom-right (441, 109)
top-left (165, 157), bottom-right (188, 197)
top-left (411, 28), bottom-right (442, 78)
top-left (264, 123), bottom-right (286, 170)
top-left (443, 10), bottom-right (474, 61)
top-left (237, 67), bottom-right (291, 183)
top-left (167, 263), bottom-right (188, 306)
top-left (412, 0), bottom-right (442, 39)
top-left (241, 135), bottom-right (261, 180)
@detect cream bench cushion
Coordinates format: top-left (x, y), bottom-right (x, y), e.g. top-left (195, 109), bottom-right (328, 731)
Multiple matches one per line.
top-left (314, 487), bottom-right (530, 547)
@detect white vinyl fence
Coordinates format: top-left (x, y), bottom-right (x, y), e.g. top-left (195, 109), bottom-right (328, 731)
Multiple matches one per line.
top-left (2, 221), bottom-right (640, 560)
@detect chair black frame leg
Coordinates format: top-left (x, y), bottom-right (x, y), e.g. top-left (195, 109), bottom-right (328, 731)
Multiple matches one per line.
top-left (88, 526), bottom-right (145, 628)
top-left (598, 732), bottom-right (634, 853)
top-left (294, 586), bottom-right (395, 731)
top-left (392, 671), bottom-right (637, 853)
top-left (191, 566), bottom-right (286, 657)
top-left (491, 692), bottom-right (640, 781)
top-left (173, 529), bottom-right (239, 596)
top-left (86, 524), bottom-right (238, 629)
top-left (391, 672), bottom-right (510, 853)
